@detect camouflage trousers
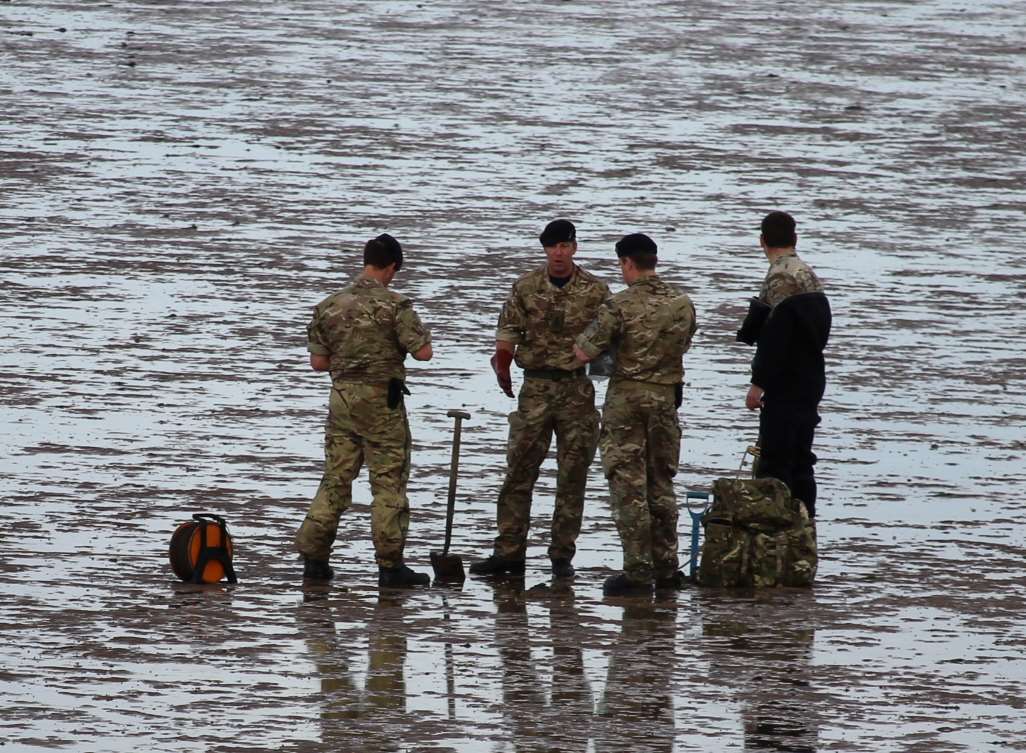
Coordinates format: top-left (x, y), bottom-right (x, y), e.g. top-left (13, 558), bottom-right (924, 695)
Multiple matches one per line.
top-left (295, 381), bottom-right (411, 568)
top-left (600, 380), bottom-right (681, 582)
top-left (494, 377), bottom-right (600, 561)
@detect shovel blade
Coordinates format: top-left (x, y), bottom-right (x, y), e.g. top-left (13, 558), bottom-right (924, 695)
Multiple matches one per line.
top-left (431, 550), bottom-right (465, 583)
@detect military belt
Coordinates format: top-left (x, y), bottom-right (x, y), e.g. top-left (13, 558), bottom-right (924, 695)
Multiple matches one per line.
top-left (523, 368), bottom-right (586, 381)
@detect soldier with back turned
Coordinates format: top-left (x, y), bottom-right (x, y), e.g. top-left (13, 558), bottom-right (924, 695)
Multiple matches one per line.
top-left (738, 211), bottom-right (831, 520)
top-left (295, 233), bottom-right (434, 588)
top-left (574, 233), bottom-right (697, 596)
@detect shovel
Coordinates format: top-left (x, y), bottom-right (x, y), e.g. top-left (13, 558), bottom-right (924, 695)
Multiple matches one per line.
top-left (684, 490), bottom-right (712, 580)
top-left (431, 409), bottom-right (470, 583)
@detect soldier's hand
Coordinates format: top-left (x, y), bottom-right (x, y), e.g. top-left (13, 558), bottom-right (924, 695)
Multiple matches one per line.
top-left (745, 384), bottom-right (765, 411)
top-left (491, 350), bottom-right (515, 397)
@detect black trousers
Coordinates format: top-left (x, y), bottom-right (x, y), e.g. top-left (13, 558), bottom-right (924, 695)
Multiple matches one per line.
top-left (755, 401), bottom-right (820, 518)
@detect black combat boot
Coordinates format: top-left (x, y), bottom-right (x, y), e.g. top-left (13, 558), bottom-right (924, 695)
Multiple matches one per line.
top-left (551, 558), bottom-right (575, 578)
top-left (655, 570), bottom-right (688, 591)
top-left (378, 564), bottom-right (430, 588)
top-left (468, 555), bottom-right (526, 577)
top-left (602, 572), bottom-right (654, 597)
top-left (303, 557), bottom-right (334, 581)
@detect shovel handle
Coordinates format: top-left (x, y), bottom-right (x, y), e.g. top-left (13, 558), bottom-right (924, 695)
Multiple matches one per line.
top-left (444, 409), bottom-right (470, 554)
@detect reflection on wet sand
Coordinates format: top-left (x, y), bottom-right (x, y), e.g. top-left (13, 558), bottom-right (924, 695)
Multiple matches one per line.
top-left (699, 590), bottom-right (819, 753)
top-left (594, 597), bottom-right (678, 753)
top-left (492, 580), bottom-right (593, 752)
top-left (440, 593), bottom-right (458, 723)
top-left (296, 587), bottom-right (410, 753)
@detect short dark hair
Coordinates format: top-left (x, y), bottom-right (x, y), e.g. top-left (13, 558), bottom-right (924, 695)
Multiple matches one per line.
top-left (631, 253), bottom-right (658, 270)
top-left (363, 233), bottom-right (403, 271)
top-left (761, 211), bottom-right (797, 248)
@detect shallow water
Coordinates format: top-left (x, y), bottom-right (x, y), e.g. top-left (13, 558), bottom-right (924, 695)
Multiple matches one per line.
top-left (2, 1), bottom-right (1026, 751)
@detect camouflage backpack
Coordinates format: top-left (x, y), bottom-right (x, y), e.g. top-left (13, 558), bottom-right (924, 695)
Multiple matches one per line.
top-left (698, 477), bottom-right (817, 588)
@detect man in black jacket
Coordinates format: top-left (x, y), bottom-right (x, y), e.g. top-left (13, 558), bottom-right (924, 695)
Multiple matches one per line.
top-left (738, 211), bottom-right (831, 518)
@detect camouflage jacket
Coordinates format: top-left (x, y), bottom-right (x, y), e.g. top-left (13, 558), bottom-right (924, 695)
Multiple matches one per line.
top-left (575, 275), bottom-right (697, 385)
top-left (307, 275), bottom-right (431, 383)
top-left (759, 252), bottom-right (824, 308)
top-left (496, 264), bottom-right (610, 372)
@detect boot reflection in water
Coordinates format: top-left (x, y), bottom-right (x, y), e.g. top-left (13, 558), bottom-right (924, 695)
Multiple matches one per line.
top-left (741, 623), bottom-right (817, 753)
top-left (699, 590), bottom-right (820, 753)
top-left (295, 588), bottom-right (411, 753)
top-left (492, 581), bottom-right (593, 752)
top-left (593, 601), bottom-right (678, 753)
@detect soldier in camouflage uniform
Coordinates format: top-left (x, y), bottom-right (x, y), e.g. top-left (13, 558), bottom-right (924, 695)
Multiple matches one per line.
top-left (470, 219), bottom-right (610, 579)
top-left (574, 233), bottom-right (697, 596)
top-left (740, 211), bottom-right (831, 518)
top-left (756, 228), bottom-right (824, 310)
top-left (295, 233), bottom-right (434, 588)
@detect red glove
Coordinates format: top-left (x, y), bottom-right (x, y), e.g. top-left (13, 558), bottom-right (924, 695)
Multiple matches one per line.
top-left (490, 349), bottom-right (515, 397)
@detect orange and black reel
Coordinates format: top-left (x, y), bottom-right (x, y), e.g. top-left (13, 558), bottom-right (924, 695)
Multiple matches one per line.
top-left (169, 513), bottom-right (238, 584)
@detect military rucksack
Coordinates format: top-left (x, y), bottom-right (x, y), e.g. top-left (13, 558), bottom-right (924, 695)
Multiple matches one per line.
top-left (698, 477), bottom-right (817, 588)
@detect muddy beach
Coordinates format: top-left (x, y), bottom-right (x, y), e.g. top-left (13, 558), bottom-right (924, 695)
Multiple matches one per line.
top-left (2, 0), bottom-right (1026, 751)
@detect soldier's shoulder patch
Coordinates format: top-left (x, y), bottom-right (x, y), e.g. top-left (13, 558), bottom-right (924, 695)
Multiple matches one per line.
top-left (609, 286), bottom-right (635, 305)
top-left (374, 287), bottom-right (409, 309)
top-left (669, 283), bottom-right (693, 302)
top-left (512, 265), bottom-right (547, 290)
top-left (659, 278), bottom-right (692, 303)
top-left (575, 266), bottom-right (611, 290)
top-left (314, 288), bottom-right (348, 310)
top-left (574, 265), bottom-right (598, 282)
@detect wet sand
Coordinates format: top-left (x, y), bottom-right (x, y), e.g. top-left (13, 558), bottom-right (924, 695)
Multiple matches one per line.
top-left (2, 1), bottom-right (1025, 751)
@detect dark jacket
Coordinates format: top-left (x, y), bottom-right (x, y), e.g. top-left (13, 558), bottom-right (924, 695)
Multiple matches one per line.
top-left (751, 292), bottom-right (831, 406)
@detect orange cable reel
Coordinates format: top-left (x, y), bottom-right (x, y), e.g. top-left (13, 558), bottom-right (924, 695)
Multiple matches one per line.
top-left (169, 513), bottom-right (238, 584)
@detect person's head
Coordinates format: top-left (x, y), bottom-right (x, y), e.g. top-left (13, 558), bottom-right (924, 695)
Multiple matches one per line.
top-left (615, 233), bottom-right (658, 283)
top-left (539, 219), bottom-right (578, 278)
top-left (363, 233), bottom-right (403, 284)
top-left (760, 211), bottom-right (797, 252)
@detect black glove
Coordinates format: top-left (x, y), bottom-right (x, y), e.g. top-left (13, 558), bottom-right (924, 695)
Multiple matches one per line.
top-left (387, 378), bottom-right (411, 409)
top-left (736, 297), bottom-right (771, 345)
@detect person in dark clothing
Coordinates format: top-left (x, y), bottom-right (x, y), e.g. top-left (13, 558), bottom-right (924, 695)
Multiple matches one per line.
top-left (737, 211), bottom-right (831, 517)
